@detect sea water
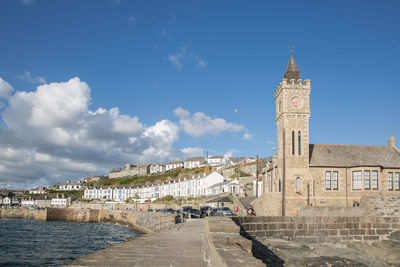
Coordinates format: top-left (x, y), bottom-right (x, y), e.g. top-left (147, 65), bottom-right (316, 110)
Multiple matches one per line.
top-left (0, 218), bottom-right (142, 266)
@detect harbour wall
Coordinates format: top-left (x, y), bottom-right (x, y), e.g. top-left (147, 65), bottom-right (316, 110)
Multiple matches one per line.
top-left (0, 208), bottom-right (175, 233)
top-left (233, 215), bottom-right (400, 243)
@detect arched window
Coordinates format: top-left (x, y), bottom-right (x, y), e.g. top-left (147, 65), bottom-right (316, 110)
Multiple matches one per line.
top-left (298, 131), bottom-right (302, 155)
top-left (292, 131), bottom-right (295, 155)
top-left (296, 177), bottom-right (301, 191)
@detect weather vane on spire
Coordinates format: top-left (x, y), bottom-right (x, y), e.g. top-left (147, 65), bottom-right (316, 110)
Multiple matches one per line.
top-left (288, 45), bottom-right (295, 54)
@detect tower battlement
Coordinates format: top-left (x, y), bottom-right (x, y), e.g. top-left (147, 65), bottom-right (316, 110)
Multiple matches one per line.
top-left (275, 79), bottom-right (311, 96)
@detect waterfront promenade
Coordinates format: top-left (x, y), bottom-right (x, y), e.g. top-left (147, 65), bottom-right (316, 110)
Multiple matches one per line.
top-left (69, 219), bottom-right (210, 267)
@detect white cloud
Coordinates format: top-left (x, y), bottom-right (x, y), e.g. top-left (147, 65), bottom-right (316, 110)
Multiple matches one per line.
top-left (128, 16), bottom-right (136, 25)
top-left (174, 107), bottom-right (245, 138)
top-left (166, 53), bottom-right (183, 70)
top-left (243, 132), bottom-right (252, 140)
top-left (0, 77), bottom-right (14, 99)
top-left (161, 29), bottom-right (167, 38)
top-left (165, 45), bottom-right (207, 70)
top-left (0, 77), bottom-right (184, 188)
top-left (20, 0), bottom-right (34, 5)
top-left (18, 71), bottom-right (46, 84)
top-left (181, 147), bottom-right (204, 158)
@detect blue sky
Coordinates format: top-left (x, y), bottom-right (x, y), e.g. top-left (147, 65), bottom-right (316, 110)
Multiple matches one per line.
top-left (0, 0), bottom-right (399, 188)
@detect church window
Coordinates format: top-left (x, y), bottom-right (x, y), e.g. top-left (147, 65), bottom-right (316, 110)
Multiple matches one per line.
top-left (332, 171), bottom-right (338, 190)
top-left (298, 131), bottom-right (302, 155)
top-left (352, 171), bottom-right (362, 190)
top-left (371, 171), bottom-right (378, 189)
top-left (394, 173), bottom-right (400, 190)
top-left (279, 179), bottom-right (281, 192)
top-left (364, 171), bottom-right (370, 189)
top-left (325, 171), bottom-right (331, 190)
top-left (295, 177), bottom-right (301, 191)
top-left (292, 131), bottom-right (295, 155)
top-left (388, 172), bottom-right (393, 190)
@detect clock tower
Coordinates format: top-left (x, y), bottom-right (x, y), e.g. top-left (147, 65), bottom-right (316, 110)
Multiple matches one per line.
top-left (274, 53), bottom-right (313, 215)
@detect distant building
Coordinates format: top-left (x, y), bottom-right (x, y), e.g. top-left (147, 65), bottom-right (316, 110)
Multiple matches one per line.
top-left (150, 164), bottom-right (166, 174)
top-left (29, 186), bottom-right (48, 194)
top-left (2, 197), bottom-right (20, 206)
top-left (137, 164), bottom-right (151, 176)
top-left (166, 161), bottom-right (184, 172)
top-left (109, 164), bottom-right (151, 178)
top-left (21, 197), bottom-right (51, 208)
top-left (208, 179), bottom-right (240, 195)
top-left (84, 172), bottom-right (228, 202)
top-left (83, 176), bottom-right (107, 183)
top-left (184, 157), bottom-right (204, 169)
top-left (207, 156), bottom-right (224, 166)
top-left (59, 181), bottom-right (83, 191)
top-left (51, 196), bottom-right (71, 208)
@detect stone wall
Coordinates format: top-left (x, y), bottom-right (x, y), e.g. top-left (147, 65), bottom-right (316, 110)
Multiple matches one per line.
top-left (0, 208), bottom-right (47, 221)
top-left (253, 192), bottom-right (282, 216)
top-left (206, 217), bottom-right (265, 266)
top-left (361, 195), bottom-right (400, 216)
top-left (1, 208), bottom-right (175, 233)
top-left (46, 208), bottom-right (175, 233)
top-left (234, 216), bottom-right (400, 244)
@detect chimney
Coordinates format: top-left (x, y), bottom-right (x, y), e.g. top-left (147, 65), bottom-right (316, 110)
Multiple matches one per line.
top-left (388, 136), bottom-right (395, 148)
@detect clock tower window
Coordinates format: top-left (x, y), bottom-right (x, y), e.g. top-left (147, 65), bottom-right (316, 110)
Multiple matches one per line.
top-left (292, 131), bottom-right (296, 155)
top-left (298, 131), bottom-right (302, 155)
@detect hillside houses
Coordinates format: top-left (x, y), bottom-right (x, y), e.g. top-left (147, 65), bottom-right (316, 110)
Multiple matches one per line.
top-left (166, 161), bottom-right (184, 172)
top-left (184, 157), bottom-right (204, 169)
top-left (84, 172), bottom-right (240, 202)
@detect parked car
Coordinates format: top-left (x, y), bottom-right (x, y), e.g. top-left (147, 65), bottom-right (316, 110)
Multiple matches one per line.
top-left (183, 208), bottom-right (201, 218)
top-left (212, 207), bottom-right (234, 216)
top-left (200, 206), bottom-right (212, 217)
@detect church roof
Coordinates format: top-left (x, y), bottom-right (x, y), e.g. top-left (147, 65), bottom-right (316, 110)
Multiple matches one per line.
top-left (284, 54), bottom-right (300, 80)
top-left (309, 144), bottom-right (400, 168)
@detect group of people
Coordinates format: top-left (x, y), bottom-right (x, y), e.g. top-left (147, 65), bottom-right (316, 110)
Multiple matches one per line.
top-left (352, 200), bottom-right (360, 207)
top-left (247, 205), bottom-right (256, 216)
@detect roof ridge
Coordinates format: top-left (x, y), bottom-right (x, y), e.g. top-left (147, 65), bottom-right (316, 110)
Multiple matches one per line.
top-left (311, 144), bottom-right (388, 148)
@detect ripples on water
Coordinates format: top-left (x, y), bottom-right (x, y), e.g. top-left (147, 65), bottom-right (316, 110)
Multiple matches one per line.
top-left (0, 218), bottom-right (143, 266)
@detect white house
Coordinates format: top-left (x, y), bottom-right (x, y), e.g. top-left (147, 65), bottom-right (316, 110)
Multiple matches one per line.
top-left (2, 197), bottom-right (11, 205)
top-left (51, 196), bottom-right (71, 207)
top-left (2, 197), bottom-right (20, 206)
top-left (150, 164), bottom-right (166, 174)
top-left (184, 157), bottom-right (204, 169)
top-left (29, 186), bottom-right (48, 194)
top-left (21, 198), bottom-right (36, 206)
top-left (208, 179), bottom-right (240, 195)
top-left (84, 172), bottom-right (226, 202)
top-left (207, 156), bottom-right (224, 166)
top-left (166, 161), bottom-right (184, 172)
top-left (59, 181), bottom-right (83, 191)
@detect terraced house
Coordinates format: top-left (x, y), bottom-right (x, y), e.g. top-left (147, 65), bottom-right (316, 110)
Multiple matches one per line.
top-left (84, 172), bottom-right (236, 202)
top-left (257, 54), bottom-right (400, 216)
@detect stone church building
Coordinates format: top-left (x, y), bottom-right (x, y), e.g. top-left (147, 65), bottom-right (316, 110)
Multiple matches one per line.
top-left (256, 54), bottom-right (400, 216)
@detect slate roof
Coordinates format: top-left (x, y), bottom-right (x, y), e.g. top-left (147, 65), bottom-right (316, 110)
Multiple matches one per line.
top-left (169, 161), bottom-right (184, 164)
top-left (284, 53), bottom-right (300, 80)
top-left (309, 144), bottom-right (400, 168)
top-left (185, 157), bottom-right (204, 162)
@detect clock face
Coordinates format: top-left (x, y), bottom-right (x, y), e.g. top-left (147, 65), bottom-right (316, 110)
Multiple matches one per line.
top-left (290, 97), bottom-right (302, 108)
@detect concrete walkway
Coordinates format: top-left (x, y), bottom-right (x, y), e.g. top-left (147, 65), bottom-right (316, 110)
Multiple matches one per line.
top-left (69, 219), bottom-right (210, 267)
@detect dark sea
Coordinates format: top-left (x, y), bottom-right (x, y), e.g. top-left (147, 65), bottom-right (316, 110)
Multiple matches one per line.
top-left (0, 218), bottom-right (143, 266)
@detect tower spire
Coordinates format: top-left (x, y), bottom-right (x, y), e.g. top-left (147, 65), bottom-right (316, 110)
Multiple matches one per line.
top-left (284, 52), bottom-right (300, 80)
